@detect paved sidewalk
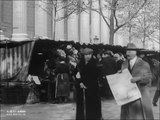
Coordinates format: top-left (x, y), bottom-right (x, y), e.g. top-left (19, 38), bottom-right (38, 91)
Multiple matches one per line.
top-left (1, 87), bottom-right (159, 120)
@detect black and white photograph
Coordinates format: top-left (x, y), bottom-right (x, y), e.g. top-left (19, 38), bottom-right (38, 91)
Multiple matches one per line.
top-left (0, 0), bottom-right (160, 120)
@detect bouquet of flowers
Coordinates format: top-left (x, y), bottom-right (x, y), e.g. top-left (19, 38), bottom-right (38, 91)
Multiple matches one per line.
top-left (57, 49), bottom-right (66, 58)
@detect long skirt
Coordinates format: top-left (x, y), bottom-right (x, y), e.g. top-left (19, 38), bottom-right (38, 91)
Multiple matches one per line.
top-left (76, 85), bottom-right (102, 120)
top-left (55, 73), bottom-right (70, 98)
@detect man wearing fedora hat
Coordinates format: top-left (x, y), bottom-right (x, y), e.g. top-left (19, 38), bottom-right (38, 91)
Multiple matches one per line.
top-left (120, 43), bottom-right (154, 120)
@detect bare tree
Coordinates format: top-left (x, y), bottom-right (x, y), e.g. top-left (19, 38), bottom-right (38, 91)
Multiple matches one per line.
top-left (36, 0), bottom-right (79, 40)
top-left (122, 0), bottom-right (160, 48)
top-left (37, 0), bottom-right (148, 44)
top-left (80, 0), bottom-right (148, 44)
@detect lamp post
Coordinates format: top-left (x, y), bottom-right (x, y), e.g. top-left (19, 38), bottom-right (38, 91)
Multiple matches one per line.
top-left (93, 35), bottom-right (99, 44)
top-left (0, 29), bottom-right (4, 41)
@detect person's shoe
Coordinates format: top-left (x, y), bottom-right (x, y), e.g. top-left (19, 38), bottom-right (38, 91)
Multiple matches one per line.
top-left (153, 102), bottom-right (157, 106)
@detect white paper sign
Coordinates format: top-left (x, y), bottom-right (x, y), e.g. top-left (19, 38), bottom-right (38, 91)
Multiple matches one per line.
top-left (32, 76), bottom-right (41, 85)
top-left (106, 69), bottom-right (141, 105)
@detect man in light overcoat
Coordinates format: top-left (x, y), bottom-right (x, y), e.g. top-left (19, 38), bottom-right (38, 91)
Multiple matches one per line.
top-left (120, 43), bottom-right (154, 120)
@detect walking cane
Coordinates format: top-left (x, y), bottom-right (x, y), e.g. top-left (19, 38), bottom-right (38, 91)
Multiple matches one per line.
top-left (55, 74), bottom-right (59, 98)
top-left (139, 98), bottom-right (146, 120)
top-left (83, 88), bottom-right (86, 120)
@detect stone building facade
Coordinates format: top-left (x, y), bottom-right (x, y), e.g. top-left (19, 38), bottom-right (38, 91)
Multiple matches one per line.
top-left (0, 0), bottom-right (114, 44)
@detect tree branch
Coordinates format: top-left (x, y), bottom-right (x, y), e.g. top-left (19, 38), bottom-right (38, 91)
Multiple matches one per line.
top-left (56, 0), bottom-right (76, 12)
top-left (55, 7), bottom-right (77, 21)
top-left (35, 3), bottom-right (52, 16)
top-left (98, 0), bottom-right (110, 29)
top-left (114, 0), bottom-right (148, 33)
top-left (114, 8), bottom-right (119, 29)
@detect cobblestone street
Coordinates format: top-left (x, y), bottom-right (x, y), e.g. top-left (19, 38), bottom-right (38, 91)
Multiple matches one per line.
top-left (1, 87), bottom-right (159, 120)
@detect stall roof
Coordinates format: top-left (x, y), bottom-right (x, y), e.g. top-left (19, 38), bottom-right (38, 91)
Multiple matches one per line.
top-left (0, 40), bottom-right (33, 48)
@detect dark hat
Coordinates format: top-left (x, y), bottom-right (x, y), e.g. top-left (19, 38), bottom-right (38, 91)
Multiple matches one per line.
top-left (103, 50), bottom-right (113, 56)
top-left (126, 43), bottom-right (137, 50)
top-left (103, 50), bottom-right (110, 55)
top-left (97, 49), bottom-right (103, 54)
top-left (81, 48), bottom-right (93, 55)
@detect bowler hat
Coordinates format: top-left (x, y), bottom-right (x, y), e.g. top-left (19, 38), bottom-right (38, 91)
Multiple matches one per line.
top-left (126, 43), bottom-right (137, 50)
top-left (81, 48), bottom-right (93, 55)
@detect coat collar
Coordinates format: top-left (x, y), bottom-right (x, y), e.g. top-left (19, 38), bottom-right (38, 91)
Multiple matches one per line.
top-left (129, 57), bottom-right (142, 71)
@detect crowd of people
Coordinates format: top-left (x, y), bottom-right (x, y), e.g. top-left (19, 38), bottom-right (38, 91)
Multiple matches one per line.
top-left (26, 41), bottom-right (159, 120)
top-left (27, 43), bottom-right (127, 102)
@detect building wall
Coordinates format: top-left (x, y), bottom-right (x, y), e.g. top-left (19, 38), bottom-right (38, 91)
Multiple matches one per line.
top-left (0, 0), bottom-right (110, 44)
top-left (0, 1), bottom-right (158, 50)
top-left (68, 13), bottom-right (79, 42)
top-left (0, 0), bottom-right (13, 38)
top-left (35, 0), bottom-right (48, 38)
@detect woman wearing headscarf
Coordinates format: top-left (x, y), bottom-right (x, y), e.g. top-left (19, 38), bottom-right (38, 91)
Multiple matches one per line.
top-left (75, 48), bottom-right (102, 120)
top-left (54, 49), bottom-right (70, 103)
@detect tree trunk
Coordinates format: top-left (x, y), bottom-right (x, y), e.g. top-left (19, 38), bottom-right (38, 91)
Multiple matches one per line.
top-left (109, 0), bottom-right (116, 45)
top-left (53, 0), bottom-right (57, 40)
top-left (53, 19), bottom-right (56, 40)
top-left (109, 11), bottom-right (115, 45)
top-left (109, 30), bottom-right (114, 45)
top-left (129, 24), bottom-right (132, 43)
top-left (143, 39), bottom-right (145, 48)
top-left (143, 7), bottom-right (146, 48)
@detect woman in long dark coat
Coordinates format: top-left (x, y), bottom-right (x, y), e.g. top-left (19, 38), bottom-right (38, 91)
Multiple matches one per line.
top-left (75, 48), bottom-right (102, 120)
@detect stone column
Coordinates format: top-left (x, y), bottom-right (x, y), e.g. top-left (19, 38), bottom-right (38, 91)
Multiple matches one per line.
top-left (11, 0), bottom-right (29, 41)
top-left (91, 0), bottom-right (100, 44)
top-left (52, 3), bottom-right (56, 40)
top-left (55, 0), bottom-right (65, 41)
top-left (47, 1), bottom-right (53, 39)
top-left (35, 0), bottom-right (48, 39)
top-left (77, 0), bottom-right (81, 43)
top-left (80, 0), bottom-right (90, 43)
top-left (68, 13), bottom-right (79, 42)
